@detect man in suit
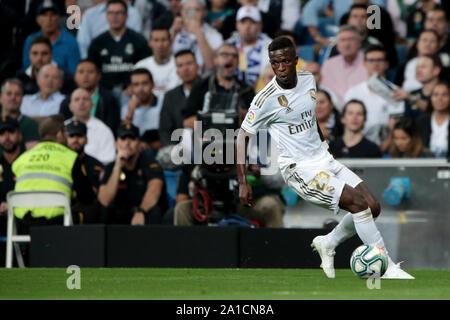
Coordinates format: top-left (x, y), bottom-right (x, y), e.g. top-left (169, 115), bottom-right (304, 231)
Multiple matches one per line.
top-left (159, 50), bottom-right (200, 147)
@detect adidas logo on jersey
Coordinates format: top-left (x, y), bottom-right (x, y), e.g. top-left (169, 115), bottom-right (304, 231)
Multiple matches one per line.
top-left (278, 95), bottom-right (293, 113)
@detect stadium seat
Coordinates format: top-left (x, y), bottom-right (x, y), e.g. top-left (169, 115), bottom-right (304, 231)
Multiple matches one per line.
top-left (298, 45), bottom-right (315, 61)
top-left (5, 191), bottom-right (73, 268)
top-left (318, 46), bottom-right (330, 65)
top-left (164, 170), bottom-right (182, 209)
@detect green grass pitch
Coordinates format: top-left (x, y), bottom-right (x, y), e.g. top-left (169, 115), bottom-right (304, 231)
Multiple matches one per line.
top-left (0, 268), bottom-right (449, 300)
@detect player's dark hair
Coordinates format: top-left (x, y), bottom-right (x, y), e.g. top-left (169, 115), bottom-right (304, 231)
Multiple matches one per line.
top-left (106, 0), bottom-right (128, 12)
top-left (342, 99), bottom-right (367, 121)
top-left (131, 68), bottom-right (154, 83)
top-left (268, 37), bottom-right (296, 53)
top-left (30, 35), bottom-right (52, 52)
top-left (364, 44), bottom-right (387, 60)
top-left (77, 58), bottom-right (101, 73)
top-left (174, 49), bottom-right (196, 60)
top-left (274, 29), bottom-right (296, 41)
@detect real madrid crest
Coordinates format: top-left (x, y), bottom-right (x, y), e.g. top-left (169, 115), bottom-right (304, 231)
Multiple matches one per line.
top-left (125, 43), bottom-right (134, 55)
top-left (309, 89), bottom-right (316, 101)
top-left (278, 95), bottom-right (293, 113)
top-left (278, 95), bottom-right (288, 107)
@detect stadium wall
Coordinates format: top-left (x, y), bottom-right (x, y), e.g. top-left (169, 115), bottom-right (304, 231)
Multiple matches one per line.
top-left (28, 225), bottom-right (361, 268)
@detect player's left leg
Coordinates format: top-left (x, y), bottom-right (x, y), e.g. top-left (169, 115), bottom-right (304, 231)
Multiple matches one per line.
top-left (354, 184), bottom-right (414, 279)
top-left (318, 180), bottom-right (414, 279)
top-left (312, 161), bottom-right (413, 279)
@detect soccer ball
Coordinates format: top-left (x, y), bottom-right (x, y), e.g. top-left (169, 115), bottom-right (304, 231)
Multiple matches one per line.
top-left (350, 244), bottom-right (388, 278)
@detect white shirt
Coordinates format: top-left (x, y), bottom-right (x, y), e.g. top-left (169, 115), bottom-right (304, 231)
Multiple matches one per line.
top-left (134, 55), bottom-right (182, 98)
top-left (402, 57), bottom-right (422, 92)
top-left (21, 91), bottom-right (65, 117)
top-left (84, 117), bottom-right (116, 165)
top-left (241, 71), bottom-right (328, 163)
top-left (121, 95), bottom-right (163, 135)
top-left (344, 81), bottom-right (393, 145)
top-left (430, 114), bottom-right (449, 157)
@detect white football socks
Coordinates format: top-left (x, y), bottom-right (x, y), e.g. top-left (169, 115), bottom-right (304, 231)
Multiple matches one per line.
top-left (351, 208), bottom-right (387, 255)
top-left (324, 208), bottom-right (394, 264)
top-left (324, 213), bottom-right (356, 248)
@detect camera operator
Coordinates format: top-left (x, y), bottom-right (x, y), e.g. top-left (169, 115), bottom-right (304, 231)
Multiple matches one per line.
top-left (173, 42), bottom-right (285, 227)
top-left (173, 43), bottom-right (255, 225)
top-left (182, 43), bottom-right (255, 129)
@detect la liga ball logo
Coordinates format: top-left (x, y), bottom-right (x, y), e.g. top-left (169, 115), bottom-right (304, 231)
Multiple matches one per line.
top-left (247, 111), bottom-right (255, 121)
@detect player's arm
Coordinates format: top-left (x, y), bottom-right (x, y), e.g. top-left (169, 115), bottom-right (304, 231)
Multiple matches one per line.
top-left (317, 120), bottom-right (334, 157)
top-left (317, 119), bottom-right (325, 142)
top-left (236, 128), bottom-right (255, 207)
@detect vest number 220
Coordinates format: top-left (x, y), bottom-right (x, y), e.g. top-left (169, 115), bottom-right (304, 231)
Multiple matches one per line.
top-left (29, 153), bottom-right (50, 162)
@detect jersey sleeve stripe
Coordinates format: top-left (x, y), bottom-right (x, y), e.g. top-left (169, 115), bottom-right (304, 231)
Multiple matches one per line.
top-left (254, 84), bottom-right (275, 107)
top-left (256, 86), bottom-right (277, 108)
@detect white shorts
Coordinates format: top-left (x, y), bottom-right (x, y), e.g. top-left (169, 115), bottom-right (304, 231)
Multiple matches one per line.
top-left (279, 153), bottom-right (363, 215)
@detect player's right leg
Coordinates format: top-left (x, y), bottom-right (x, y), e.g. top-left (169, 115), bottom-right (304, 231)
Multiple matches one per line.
top-left (338, 185), bottom-right (414, 279)
top-left (338, 185), bottom-right (388, 251)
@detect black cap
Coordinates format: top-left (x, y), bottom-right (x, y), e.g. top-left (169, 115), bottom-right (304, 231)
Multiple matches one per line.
top-left (0, 116), bottom-right (19, 133)
top-left (37, 0), bottom-right (60, 16)
top-left (117, 123), bottom-right (140, 139)
top-left (66, 120), bottom-right (87, 136)
top-left (141, 129), bottom-right (160, 143)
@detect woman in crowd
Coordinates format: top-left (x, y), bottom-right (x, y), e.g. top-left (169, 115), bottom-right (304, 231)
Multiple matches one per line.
top-left (315, 89), bottom-right (343, 142)
top-left (398, 29), bottom-right (440, 92)
top-left (388, 117), bottom-right (432, 158)
top-left (416, 81), bottom-right (450, 158)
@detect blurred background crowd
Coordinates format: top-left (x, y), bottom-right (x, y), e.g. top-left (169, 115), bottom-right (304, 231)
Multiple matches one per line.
top-left (0, 0), bottom-right (448, 230)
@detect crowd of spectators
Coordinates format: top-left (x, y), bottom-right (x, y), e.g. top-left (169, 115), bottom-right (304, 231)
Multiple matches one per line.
top-left (0, 0), bottom-right (448, 232)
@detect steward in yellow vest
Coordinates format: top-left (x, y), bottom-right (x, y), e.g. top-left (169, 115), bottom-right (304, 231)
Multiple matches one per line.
top-left (12, 115), bottom-right (90, 220)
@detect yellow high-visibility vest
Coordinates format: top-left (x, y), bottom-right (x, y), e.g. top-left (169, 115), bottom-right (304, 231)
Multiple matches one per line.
top-left (12, 141), bottom-right (77, 219)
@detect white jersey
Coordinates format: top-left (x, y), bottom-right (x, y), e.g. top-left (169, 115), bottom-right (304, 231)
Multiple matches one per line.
top-left (134, 56), bottom-right (181, 98)
top-left (241, 70), bottom-right (328, 163)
